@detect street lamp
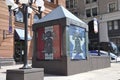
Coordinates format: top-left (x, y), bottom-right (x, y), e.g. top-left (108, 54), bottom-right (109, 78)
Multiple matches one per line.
top-left (5, 0), bottom-right (45, 69)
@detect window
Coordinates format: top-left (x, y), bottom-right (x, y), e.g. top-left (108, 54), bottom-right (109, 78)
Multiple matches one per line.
top-left (66, 0), bottom-right (69, 8)
top-left (51, 0), bottom-right (54, 2)
top-left (114, 21), bottom-right (118, 30)
top-left (33, 14), bottom-right (40, 23)
top-left (86, 9), bottom-right (91, 17)
top-left (86, 7), bottom-right (97, 17)
top-left (74, 0), bottom-right (77, 8)
top-left (92, 7), bottom-right (97, 16)
top-left (15, 11), bottom-right (23, 22)
top-left (108, 20), bottom-right (119, 30)
top-left (70, 0), bottom-right (74, 8)
top-left (109, 3), bottom-right (117, 12)
top-left (74, 12), bottom-right (79, 17)
top-left (66, 0), bottom-right (77, 8)
top-left (118, 20), bottom-right (120, 28)
top-left (92, 0), bottom-right (97, 2)
top-left (86, 0), bottom-right (90, 4)
top-left (47, 0), bottom-right (54, 2)
top-left (108, 21), bottom-right (113, 30)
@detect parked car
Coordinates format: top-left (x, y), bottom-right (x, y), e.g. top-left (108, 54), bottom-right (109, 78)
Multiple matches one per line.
top-left (89, 50), bottom-right (120, 61)
top-left (89, 42), bottom-right (119, 55)
top-left (99, 42), bottom-right (118, 54)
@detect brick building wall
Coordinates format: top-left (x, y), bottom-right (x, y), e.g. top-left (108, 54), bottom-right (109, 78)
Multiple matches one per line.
top-left (0, 0), bottom-right (14, 58)
top-left (0, 0), bottom-right (65, 60)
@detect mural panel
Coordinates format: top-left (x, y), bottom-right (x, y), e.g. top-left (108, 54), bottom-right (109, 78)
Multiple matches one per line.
top-left (66, 25), bottom-right (87, 60)
top-left (37, 25), bottom-right (61, 60)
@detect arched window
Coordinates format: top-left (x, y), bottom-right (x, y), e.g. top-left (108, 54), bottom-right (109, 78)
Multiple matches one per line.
top-left (15, 11), bottom-right (23, 22)
top-left (33, 14), bottom-right (40, 23)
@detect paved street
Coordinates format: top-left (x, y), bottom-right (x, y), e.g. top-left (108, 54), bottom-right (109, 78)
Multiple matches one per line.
top-left (0, 62), bottom-right (120, 80)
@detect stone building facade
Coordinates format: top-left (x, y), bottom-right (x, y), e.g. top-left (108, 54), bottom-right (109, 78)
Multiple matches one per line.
top-left (66, 0), bottom-right (120, 52)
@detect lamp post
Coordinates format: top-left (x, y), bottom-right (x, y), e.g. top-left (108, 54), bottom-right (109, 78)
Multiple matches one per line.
top-left (23, 3), bottom-right (29, 69)
top-left (5, 0), bottom-right (45, 69)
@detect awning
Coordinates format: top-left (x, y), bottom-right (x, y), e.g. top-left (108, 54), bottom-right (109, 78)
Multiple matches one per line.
top-left (15, 28), bottom-right (32, 40)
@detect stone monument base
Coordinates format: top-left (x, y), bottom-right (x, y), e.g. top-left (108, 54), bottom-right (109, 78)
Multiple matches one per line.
top-left (6, 68), bottom-right (44, 80)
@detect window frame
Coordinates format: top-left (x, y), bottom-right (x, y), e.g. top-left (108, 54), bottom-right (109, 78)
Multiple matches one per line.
top-left (108, 21), bottom-right (114, 31)
top-left (92, 0), bottom-right (97, 2)
top-left (108, 3), bottom-right (117, 12)
top-left (86, 7), bottom-right (98, 17)
top-left (66, 0), bottom-right (77, 8)
top-left (86, 0), bottom-right (91, 4)
top-left (66, 0), bottom-right (70, 8)
top-left (33, 14), bottom-right (40, 23)
top-left (114, 20), bottom-right (118, 30)
top-left (86, 9), bottom-right (91, 17)
top-left (70, 0), bottom-right (74, 8)
top-left (15, 10), bottom-right (24, 23)
top-left (92, 7), bottom-right (98, 16)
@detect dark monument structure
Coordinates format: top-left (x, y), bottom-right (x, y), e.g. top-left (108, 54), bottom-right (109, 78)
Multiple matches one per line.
top-left (32, 6), bottom-right (110, 76)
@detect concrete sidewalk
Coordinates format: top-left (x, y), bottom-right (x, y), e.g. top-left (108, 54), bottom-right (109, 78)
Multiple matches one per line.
top-left (0, 63), bottom-right (120, 80)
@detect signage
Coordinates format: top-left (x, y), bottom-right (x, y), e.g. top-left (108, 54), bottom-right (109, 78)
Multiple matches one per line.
top-left (93, 18), bottom-right (98, 33)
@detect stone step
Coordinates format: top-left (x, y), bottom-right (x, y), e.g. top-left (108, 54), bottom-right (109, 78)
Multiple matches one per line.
top-left (0, 58), bottom-right (15, 66)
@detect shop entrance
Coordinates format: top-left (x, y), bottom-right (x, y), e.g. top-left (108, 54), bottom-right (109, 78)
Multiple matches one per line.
top-left (14, 28), bottom-right (32, 63)
top-left (14, 29), bottom-right (25, 63)
top-left (14, 40), bottom-right (24, 63)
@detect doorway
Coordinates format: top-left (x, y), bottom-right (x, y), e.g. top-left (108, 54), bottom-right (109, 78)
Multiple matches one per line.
top-left (13, 28), bottom-right (32, 63)
top-left (14, 29), bottom-right (25, 63)
top-left (14, 40), bottom-right (24, 63)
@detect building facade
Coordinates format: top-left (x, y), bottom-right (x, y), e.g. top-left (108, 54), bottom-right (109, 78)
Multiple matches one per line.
top-left (66, 0), bottom-right (120, 52)
top-left (0, 0), bottom-right (65, 63)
